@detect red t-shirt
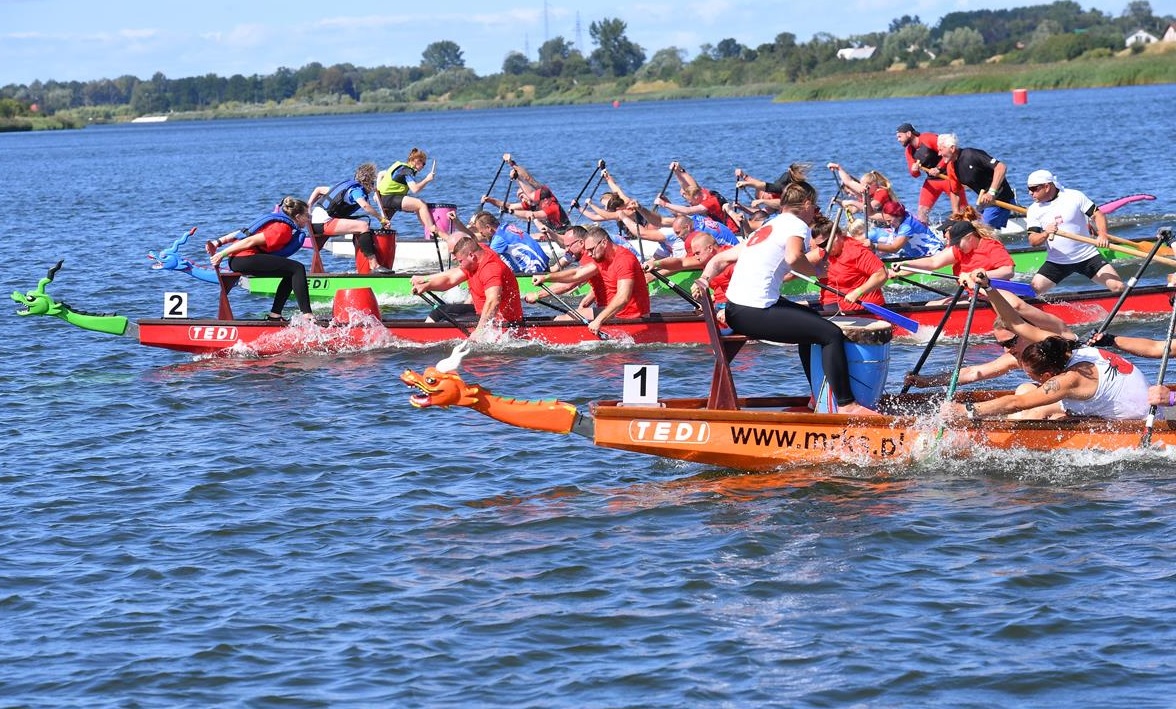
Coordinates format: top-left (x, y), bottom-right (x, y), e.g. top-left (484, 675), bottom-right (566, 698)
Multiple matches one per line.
top-left (237, 221), bottom-right (296, 257)
top-left (953, 237), bottom-right (1015, 275)
top-left (708, 245), bottom-right (736, 305)
top-left (820, 239), bottom-right (886, 310)
top-left (905, 132), bottom-right (941, 176)
top-left (589, 245), bottom-right (651, 319)
top-left (463, 248), bottom-right (524, 322)
top-left (698, 188), bottom-right (740, 233)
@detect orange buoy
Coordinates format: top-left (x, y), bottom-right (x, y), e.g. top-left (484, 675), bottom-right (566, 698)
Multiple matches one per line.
top-left (1012, 88), bottom-right (1028, 105)
top-left (332, 287), bottom-right (381, 324)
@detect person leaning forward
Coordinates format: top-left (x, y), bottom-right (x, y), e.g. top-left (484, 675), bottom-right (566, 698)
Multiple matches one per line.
top-left (410, 236), bottom-right (523, 339)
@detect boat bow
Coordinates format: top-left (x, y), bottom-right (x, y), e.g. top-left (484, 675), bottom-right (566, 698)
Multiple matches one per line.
top-left (401, 343), bottom-right (592, 437)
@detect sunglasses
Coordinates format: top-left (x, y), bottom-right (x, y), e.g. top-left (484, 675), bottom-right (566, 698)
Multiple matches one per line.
top-left (996, 334), bottom-right (1019, 349)
top-left (1028, 184), bottom-right (1050, 193)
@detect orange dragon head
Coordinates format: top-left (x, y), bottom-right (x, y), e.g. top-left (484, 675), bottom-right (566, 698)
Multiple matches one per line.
top-left (401, 342), bottom-right (482, 409)
top-left (400, 342), bottom-right (585, 436)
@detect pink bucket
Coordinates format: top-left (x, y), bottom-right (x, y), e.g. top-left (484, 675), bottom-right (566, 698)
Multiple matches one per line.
top-left (428, 202), bottom-right (457, 235)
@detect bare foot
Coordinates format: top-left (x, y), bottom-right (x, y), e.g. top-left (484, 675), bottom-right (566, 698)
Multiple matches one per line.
top-left (837, 402), bottom-right (879, 416)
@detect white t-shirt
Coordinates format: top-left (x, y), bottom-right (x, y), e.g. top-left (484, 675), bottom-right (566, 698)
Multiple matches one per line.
top-left (1062, 347), bottom-right (1149, 419)
top-left (725, 212), bottom-right (811, 309)
top-left (1025, 188), bottom-right (1101, 265)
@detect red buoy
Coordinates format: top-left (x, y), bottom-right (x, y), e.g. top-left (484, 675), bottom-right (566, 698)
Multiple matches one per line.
top-left (332, 287), bottom-right (381, 324)
top-left (1012, 89), bottom-right (1028, 105)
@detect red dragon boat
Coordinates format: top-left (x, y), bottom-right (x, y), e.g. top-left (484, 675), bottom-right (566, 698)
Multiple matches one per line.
top-left (13, 262), bottom-right (709, 357)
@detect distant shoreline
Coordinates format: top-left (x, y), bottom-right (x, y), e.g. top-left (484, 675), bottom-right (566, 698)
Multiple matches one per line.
top-left (8, 49), bottom-right (1174, 131)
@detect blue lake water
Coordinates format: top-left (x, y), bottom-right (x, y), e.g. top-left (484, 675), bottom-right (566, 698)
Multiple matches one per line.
top-left (2, 85), bottom-right (1176, 706)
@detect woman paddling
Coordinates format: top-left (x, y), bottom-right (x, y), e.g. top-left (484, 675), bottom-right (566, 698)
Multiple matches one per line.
top-left (694, 165), bottom-right (878, 416)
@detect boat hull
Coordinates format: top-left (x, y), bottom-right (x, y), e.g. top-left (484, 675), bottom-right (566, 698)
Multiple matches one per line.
top-left (301, 242), bottom-right (1102, 301)
top-left (133, 312), bottom-right (710, 355)
top-left (589, 394), bottom-right (1176, 471)
top-left (243, 269), bottom-right (696, 301)
top-left (878, 284), bottom-right (1175, 337)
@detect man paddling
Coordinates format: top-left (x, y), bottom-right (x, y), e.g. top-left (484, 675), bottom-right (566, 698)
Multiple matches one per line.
top-left (482, 153), bottom-right (570, 231)
top-left (1024, 169), bottom-right (1123, 295)
top-left (528, 226), bottom-right (650, 336)
top-left (895, 122), bottom-right (951, 224)
top-left (936, 133), bottom-right (1018, 229)
top-left (410, 236), bottom-right (523, 339)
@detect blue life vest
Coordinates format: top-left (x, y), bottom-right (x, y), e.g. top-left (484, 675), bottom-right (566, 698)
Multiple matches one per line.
top-left (325, 179), bottom-right (365, 219)
top-left (245, 210), bottom-right (306, 258)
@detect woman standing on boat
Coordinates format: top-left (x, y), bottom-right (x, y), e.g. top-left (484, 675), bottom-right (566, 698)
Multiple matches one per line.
top-left (209, 197), bottom-right (314, 322)
top-left (307, 162), bottom-right (390, 272)
top-left (694, 165), bottom-right (878, 416)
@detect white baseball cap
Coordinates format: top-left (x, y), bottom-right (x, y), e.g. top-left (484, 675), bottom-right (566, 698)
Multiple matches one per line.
top-left (1027, 169), bottom-right (1058, 187)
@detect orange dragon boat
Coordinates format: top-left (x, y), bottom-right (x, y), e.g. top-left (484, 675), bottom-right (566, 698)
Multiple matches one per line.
top-left (401, 291), bottom-right (1176, 471)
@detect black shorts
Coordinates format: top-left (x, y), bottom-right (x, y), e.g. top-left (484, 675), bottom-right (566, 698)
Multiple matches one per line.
top-left (380, 193), bottom-right (407, 214)
top-left (1037, 254), bottom-right (1110, 285)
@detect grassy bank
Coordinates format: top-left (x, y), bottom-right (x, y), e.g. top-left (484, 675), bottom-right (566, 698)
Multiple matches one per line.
top-left (40, 45), bottom-right (1176, 127)
top-left (0, 115), bottom-right (84, 132)
top-left (772, 47), bottom-right (1176, 101)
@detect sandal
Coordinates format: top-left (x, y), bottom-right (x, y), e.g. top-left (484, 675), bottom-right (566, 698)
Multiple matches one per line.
top-left (264, 313), bottom-right (288, 323)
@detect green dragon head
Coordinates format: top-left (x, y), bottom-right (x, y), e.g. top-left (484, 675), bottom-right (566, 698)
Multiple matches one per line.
top-left (12, 260), bottom-right (66, 318)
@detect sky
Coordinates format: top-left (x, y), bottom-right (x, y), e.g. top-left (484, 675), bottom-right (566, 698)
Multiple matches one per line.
top-left (2, 0), bottom-right (1174, 86)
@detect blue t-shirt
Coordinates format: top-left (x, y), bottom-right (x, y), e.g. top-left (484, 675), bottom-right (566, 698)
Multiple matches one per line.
top-left (691, 215), bottom-right (739, 246)
top-left (490, 223), bottom-right (551, 274)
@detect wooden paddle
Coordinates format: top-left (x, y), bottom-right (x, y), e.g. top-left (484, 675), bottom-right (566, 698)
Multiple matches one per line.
top-left (893, 264), bottom-right (1037, 298)
top-left (790, 272), bottom-right (920, 333)
top-left (416, 291), bottom-right (472, 337)
top-left (538, 283), bottom-right (609, 340)
top-left (901, 283), bottom-right (967, 394)
top-left (994, 199), bottom-right (1176, 262)
top-left (1142, 289), bottom-right (1176, 447)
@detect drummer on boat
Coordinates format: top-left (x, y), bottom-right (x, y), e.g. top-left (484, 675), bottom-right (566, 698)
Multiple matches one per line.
top-left (375, 147), bottom-right (444, 241)
top-left (694, 164), bottom-right (878, 416)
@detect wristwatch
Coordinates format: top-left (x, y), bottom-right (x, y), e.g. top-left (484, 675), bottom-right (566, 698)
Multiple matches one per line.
top-left (964, 402), bottom-right (977, 420)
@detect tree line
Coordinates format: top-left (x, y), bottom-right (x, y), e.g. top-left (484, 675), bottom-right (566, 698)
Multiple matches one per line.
top-left (1, 1), bottom-right (1171, 120)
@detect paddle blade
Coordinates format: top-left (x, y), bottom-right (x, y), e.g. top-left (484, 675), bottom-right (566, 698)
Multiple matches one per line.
top-left (861, 302), bottom-right (920, 334)
top-left (988, 278), bottom-right (1037, 298)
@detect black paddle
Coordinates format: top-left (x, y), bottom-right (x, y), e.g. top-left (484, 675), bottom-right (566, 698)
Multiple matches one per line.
top-left (648, 268), bottom-right (701, 310)
top-left (1086, 227), bottom-right (1173, 346)
top-left (652, 164), bottom-right (676, 214)
top-left (901, 283), bottom-right (966, 394)
top-left (938, 287), bottom-right (982, 438)
top-left (485, 158), bottom-right (508, 203)
top-left (538, 283), bottom-right (608, 340)
top-left (894, 265), bottom-right (1037, 298)
top-left (892, 275), bottom-right (955, 299)
top-left (568, 160), bottom-right (605, 221)
top-left (498, 174), bottom-right (516, 217)
top-left (1142, 286), bottom-right (1176, 447)
top-left (417, 290), bottom-right (472, 337)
